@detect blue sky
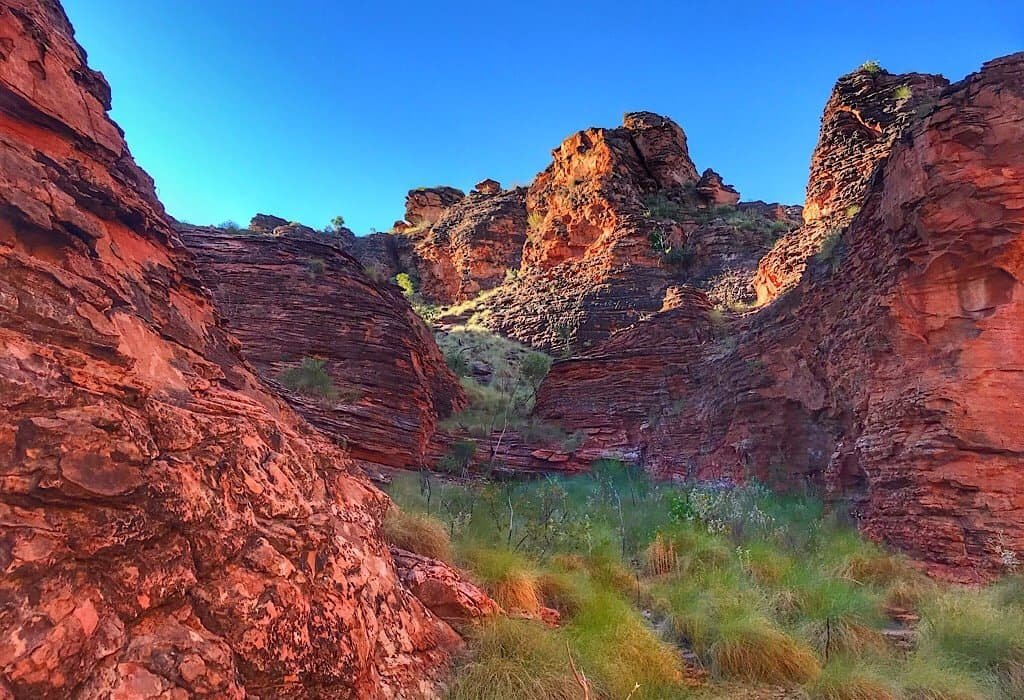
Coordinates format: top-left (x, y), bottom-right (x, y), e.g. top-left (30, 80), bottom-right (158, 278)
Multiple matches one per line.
top-left (63, 1), bottom-right (1021, 235)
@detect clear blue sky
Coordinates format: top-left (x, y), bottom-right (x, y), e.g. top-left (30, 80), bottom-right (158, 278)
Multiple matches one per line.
top-left (63, 1), bottom-right (1021, 235)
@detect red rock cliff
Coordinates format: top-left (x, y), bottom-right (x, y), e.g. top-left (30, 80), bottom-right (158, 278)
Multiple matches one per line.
top-left (537, 54), bottom-right (1024, 580)
top-left (754, 67), bottom-right (949, 303)
top-left (178, 226), bottom-right (466, 472)
top-left (0, 2), bottom-right (461, 696)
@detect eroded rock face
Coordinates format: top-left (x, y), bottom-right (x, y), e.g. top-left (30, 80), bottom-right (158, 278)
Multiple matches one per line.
top-left (178, 226), bottom-right (466, 471)
top-left (696, 168), bottom-right (740, 206)
top-left (404, 186), bottom-right (465, 228)
top-left (537, 54), bottom-right (1024, 579)
top-left (0, 2), bottom-right (460, 696)
top-left (405, 186), bottom-right (528, 304)
top-left (754, 67), bottom-right (949, 303)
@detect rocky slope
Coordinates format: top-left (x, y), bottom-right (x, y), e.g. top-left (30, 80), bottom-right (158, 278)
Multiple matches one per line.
top-left (0, 2), bottom-right (466, 696)
top-left (537, 55), bottom-right (1024, 579)
top-left (179, 224), bottom-right (466, 472)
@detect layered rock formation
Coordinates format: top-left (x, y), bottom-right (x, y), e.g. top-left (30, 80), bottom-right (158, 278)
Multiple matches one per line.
top-left (179, 225), bottom-right (466, 472)
top-left (401, 183), bottom-right (528, 303)
top-left (451, 113), bottom-right (797, 351)
top-left (537, 54), bottom-right (1024, 579)
top-left (0, 2), bottom-right (463, 696)
top-left (754, 67), bottom-right (949, 303)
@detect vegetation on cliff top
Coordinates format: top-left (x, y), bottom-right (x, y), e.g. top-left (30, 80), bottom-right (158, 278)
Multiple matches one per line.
top-left (387, 466), bottom-right (1024, 699)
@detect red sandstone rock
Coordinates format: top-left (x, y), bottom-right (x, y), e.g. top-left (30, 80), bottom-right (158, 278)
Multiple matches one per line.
top-left (391, 548), bottom-right (501, 625)
top-left (0, 2), bottom-right (460, 696)
top-left (178, 225), bottom-right (466, 471)
top-left (472, 178), bottom-right (502, 195)
top-left (405, 187), bottom-right (529, 303)
top-left (696, 168), bottom-right (740, 206)
top-left (754, 67), bottom-right (949, 303)
top-left (249, 212), bottom-right (289, 233)
top-left (404, 186), bottom-right (465, 228)
top-left (537, 54), bottom-right (1024, 579)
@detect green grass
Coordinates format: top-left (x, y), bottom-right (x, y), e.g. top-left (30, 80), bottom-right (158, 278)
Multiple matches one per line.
top-left (385, 469), bottom-right (1024, 698)
top-left (277, 356), bottom-right (336, 398)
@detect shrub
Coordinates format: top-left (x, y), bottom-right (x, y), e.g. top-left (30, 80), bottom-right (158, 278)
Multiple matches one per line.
top-left (709, 621), bottom-right (820, 684)
top-left (815, 230), bottom-right (843, 271)
top-left (463, 548), bottom-right (541, 613)
top-left (894, 84), bottom-right (912, 101)
top-left (519, 352), bottom-right (551, 393)
top-left (394, 271), bottom-right (416, 297)
top-left (860, 60), bottom-right (881, 73)
top-left (439, 439), bottom-right (477, 475)
top-left (278, 357), bottom-right (336, 398)
top-left (219, 219), bottom-right (242, 233)
top-left (382, 508), bottom-right (453, 562)
top-left (527, 210), bottom-right (545, 230)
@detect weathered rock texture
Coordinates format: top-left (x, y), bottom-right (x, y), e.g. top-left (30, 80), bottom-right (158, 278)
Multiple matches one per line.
top-left (178, 226), bottom-right (466, 471)
top-left (446, 113), bottom-right (797, 352)
top-left (537, 54), bottom-right (1024, 580)
top-left (403, 185), bottom-right (528, 303)
top-left (402, 186), bottom-right (465, 229)
top-left (0, 2), bottom-right (461, 696)
top-left (391, 548), bottom-right (500, 626)
top-left (754, 67), bottom-right (949, 303)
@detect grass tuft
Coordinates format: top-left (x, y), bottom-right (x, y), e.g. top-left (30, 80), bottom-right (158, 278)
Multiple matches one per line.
top-left (382, 508), bottom-right (453, 562)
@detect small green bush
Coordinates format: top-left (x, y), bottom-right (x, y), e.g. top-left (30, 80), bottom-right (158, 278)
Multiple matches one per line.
top-left (362, 264), bottom-right (387, 284)
top-left (278, 357), bottom-right (336, 398)
top-left (860, 60), bottom-right (881, 74)
top-left (394, 272), bottom-right (417, 297)
top-left (894, 84), bottom-right (912, 101)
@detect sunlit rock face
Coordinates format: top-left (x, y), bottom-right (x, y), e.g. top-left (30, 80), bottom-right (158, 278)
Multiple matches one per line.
top-left (178, 225), bottom-right (467, 472)
top-left (754, 67), bottom-right (949, 304)
top-left (537, 54), bottom-right (1024, 580)
top-left (0, 1), bottom-right (462, 696)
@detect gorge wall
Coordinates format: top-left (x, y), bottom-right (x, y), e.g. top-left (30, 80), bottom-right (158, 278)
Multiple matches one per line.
top-left (537, 56), bottom-right (1024, 580)
top-left (0, 2), bottom-right (464, 696)
top-left (179, 224), bottom-right (466, 472)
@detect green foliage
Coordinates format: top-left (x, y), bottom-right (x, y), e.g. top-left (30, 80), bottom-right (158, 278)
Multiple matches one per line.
top-left (394, 271), bottom-right (417, 297)
top-left (219, 220), bottom-right (242, 233)
top-left (643, 192), bottom-right (687, 221)
top-left (527, 210), bottom-right (544, 230)
top-left (859, 60), bottom-right (881, 74)
top-left (277, 357), bottom-right (336, 398)
top-left (519, 351), bottom-right (552, 392)
top-left (438, 439), bottom-right (478, 476)
top-left (329, 215), bottom-right (346, 232)
top-left (384, 469), bottom-right (1022, 697)
top-left (893, 84), bottom-right (912, 101)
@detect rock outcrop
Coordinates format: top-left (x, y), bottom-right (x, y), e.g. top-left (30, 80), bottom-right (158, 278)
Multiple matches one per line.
top-left (447, 113), bottom-right (796, 351)
top-left (0, 2), bottom-right (461, 696)
top-left (391, 549), bottom-right (501, 626)
top-left (179, 225), bottom-right (466, 471)
top-left (403, 184), bottom-right (528, 303)
top-left (754, 67), bottom-right (949, 303)
top-left (402, 186), bottom-right (465, 229)
top-left (537, 54), bottom-right (1024, 579)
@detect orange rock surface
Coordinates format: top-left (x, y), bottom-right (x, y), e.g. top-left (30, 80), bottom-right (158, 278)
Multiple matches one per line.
top-left (0, 2), bottom-right (461, 696)
top-left (537, 54), bottom-right (1024, 579)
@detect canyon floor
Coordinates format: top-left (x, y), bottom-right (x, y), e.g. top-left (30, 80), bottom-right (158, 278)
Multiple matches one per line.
top-left (2, 0), bottom-right (1023, 698)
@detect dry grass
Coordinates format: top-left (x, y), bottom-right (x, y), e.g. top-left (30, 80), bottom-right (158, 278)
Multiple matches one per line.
top-left (643, 534), bottom-right (678, 576)
top-left (493, 570), bottom-right (542, 614)
top-left (446, 618), bottom-right (582, 700)
top-left (807, 657), bottom-right (897, 700)
top-left (709, 626), bottom-right (821, 685)
top-left (381, 507), bottom-right (453, 562)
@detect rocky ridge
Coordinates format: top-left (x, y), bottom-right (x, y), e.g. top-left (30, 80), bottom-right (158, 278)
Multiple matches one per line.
top-left (0, 2), bottom-right (472, 696)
